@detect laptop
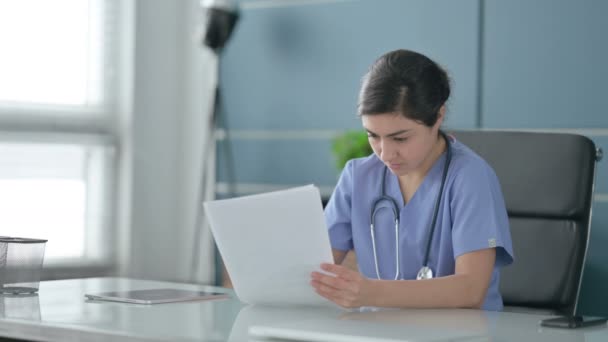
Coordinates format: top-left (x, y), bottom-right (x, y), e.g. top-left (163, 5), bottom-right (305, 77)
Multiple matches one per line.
top-left (84, 288), bottom-right (229, 304)
top-left (203, 185), bottom-right (334, 306)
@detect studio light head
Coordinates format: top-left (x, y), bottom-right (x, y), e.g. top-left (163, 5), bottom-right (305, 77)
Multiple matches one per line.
top-left (200, 0), bottom-right (239, 53)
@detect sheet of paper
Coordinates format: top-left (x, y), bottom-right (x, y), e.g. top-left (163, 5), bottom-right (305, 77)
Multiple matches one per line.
top-left (204, 185), bottom-right (334, 306)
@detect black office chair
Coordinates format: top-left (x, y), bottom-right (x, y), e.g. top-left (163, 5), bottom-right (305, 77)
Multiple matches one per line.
top-left (451, 130), bottom-right (601, 315)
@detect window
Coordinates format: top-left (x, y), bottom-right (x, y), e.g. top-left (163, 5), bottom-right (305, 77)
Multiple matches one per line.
top-left (0, 0), bottom-right (122, 269)
top-left (0, 138), bottom-right (114, 264)
top-left (0, 0), bottom-right (108, 108)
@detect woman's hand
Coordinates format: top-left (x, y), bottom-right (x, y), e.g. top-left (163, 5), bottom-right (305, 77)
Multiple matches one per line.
top-left (310, 263), bottom-right (374, 308)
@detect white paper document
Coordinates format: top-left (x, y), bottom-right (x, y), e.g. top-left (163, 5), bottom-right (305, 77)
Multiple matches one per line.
top-left (203, 185), bottom-right (334, 306)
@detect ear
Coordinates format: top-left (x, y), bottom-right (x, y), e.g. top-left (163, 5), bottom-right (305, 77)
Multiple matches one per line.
top-left (434, 105), bottom-right (446, 129)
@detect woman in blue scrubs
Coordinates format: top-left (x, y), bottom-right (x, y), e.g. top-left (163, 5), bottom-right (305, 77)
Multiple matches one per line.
top-left (310, 49), bottom-right (514, 310)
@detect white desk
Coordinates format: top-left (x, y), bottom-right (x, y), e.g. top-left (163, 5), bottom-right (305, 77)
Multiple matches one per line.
top-left (0, 277), bottom-right (606, 341)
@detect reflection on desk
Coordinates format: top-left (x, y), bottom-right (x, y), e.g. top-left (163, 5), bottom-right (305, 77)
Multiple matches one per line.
top-left (228, 304), bottom-right (342, 341)
top-left (0, 278), bottom-right (605, 342)
top-left (0, 293), bottom-right (41, 321)
top-left (247, 306), bottom-right (606, 342)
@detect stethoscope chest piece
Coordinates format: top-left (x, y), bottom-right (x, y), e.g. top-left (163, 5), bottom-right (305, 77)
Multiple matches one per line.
top-left (416, 266), bottom-right (433, 280)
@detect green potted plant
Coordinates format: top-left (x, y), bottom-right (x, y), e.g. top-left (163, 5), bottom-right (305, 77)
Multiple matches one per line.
top-left (331, 130), bottom-right (373, 171)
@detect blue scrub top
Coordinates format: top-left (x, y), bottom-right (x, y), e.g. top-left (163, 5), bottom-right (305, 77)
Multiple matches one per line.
top-left (325, 136), bottom-right (514, 311)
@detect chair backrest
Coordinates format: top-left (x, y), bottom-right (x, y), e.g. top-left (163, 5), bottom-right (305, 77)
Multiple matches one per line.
top-left (451, 130), bottom-right (598, 315)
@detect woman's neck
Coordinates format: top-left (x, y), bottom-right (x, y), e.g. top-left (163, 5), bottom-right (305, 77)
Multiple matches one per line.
top-left (399, 133), bottom-right (446, 190)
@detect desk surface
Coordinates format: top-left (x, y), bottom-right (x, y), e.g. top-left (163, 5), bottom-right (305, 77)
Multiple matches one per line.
top-left (0, 277), bottom-right (606, 342)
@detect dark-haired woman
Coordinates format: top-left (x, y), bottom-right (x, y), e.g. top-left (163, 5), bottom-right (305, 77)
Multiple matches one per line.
top-left (311, 49), bottom-right (513, 311)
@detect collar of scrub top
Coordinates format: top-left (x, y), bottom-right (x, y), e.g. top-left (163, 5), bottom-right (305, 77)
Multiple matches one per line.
top-left (369, 131), bottom-right (452, 281)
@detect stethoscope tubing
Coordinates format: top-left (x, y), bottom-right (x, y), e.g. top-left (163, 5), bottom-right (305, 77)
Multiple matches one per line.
top-left (422, 133), bottom-right (452, 269)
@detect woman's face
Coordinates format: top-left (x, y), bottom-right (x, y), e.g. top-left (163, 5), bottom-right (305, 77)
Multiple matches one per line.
top-left (361, 112), bottom-right (442, 177)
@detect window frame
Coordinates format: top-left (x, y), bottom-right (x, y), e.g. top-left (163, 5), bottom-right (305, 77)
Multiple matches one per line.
top-left (0, 0), bottom-right (130, 279)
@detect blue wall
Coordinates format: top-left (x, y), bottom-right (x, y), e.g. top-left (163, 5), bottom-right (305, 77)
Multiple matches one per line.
top-left (218, 0), bottom-right (608, 315)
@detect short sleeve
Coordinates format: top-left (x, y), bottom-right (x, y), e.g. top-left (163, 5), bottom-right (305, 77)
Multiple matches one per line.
top-left (450, 160), bottom-right (514, 268)
top-left (324, 160), bottom-right (355, 251)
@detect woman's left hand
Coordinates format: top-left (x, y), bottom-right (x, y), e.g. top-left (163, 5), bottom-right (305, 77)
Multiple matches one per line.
top-left (310, 263), bottom-right (374, 308)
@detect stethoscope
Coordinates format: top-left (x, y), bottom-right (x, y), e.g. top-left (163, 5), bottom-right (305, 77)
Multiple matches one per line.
top-left (369, 131), bottom-right (452, 281)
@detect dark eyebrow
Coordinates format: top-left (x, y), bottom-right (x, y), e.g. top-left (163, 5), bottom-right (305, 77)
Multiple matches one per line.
top-left (365, 128), bottom-right (410, 138)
